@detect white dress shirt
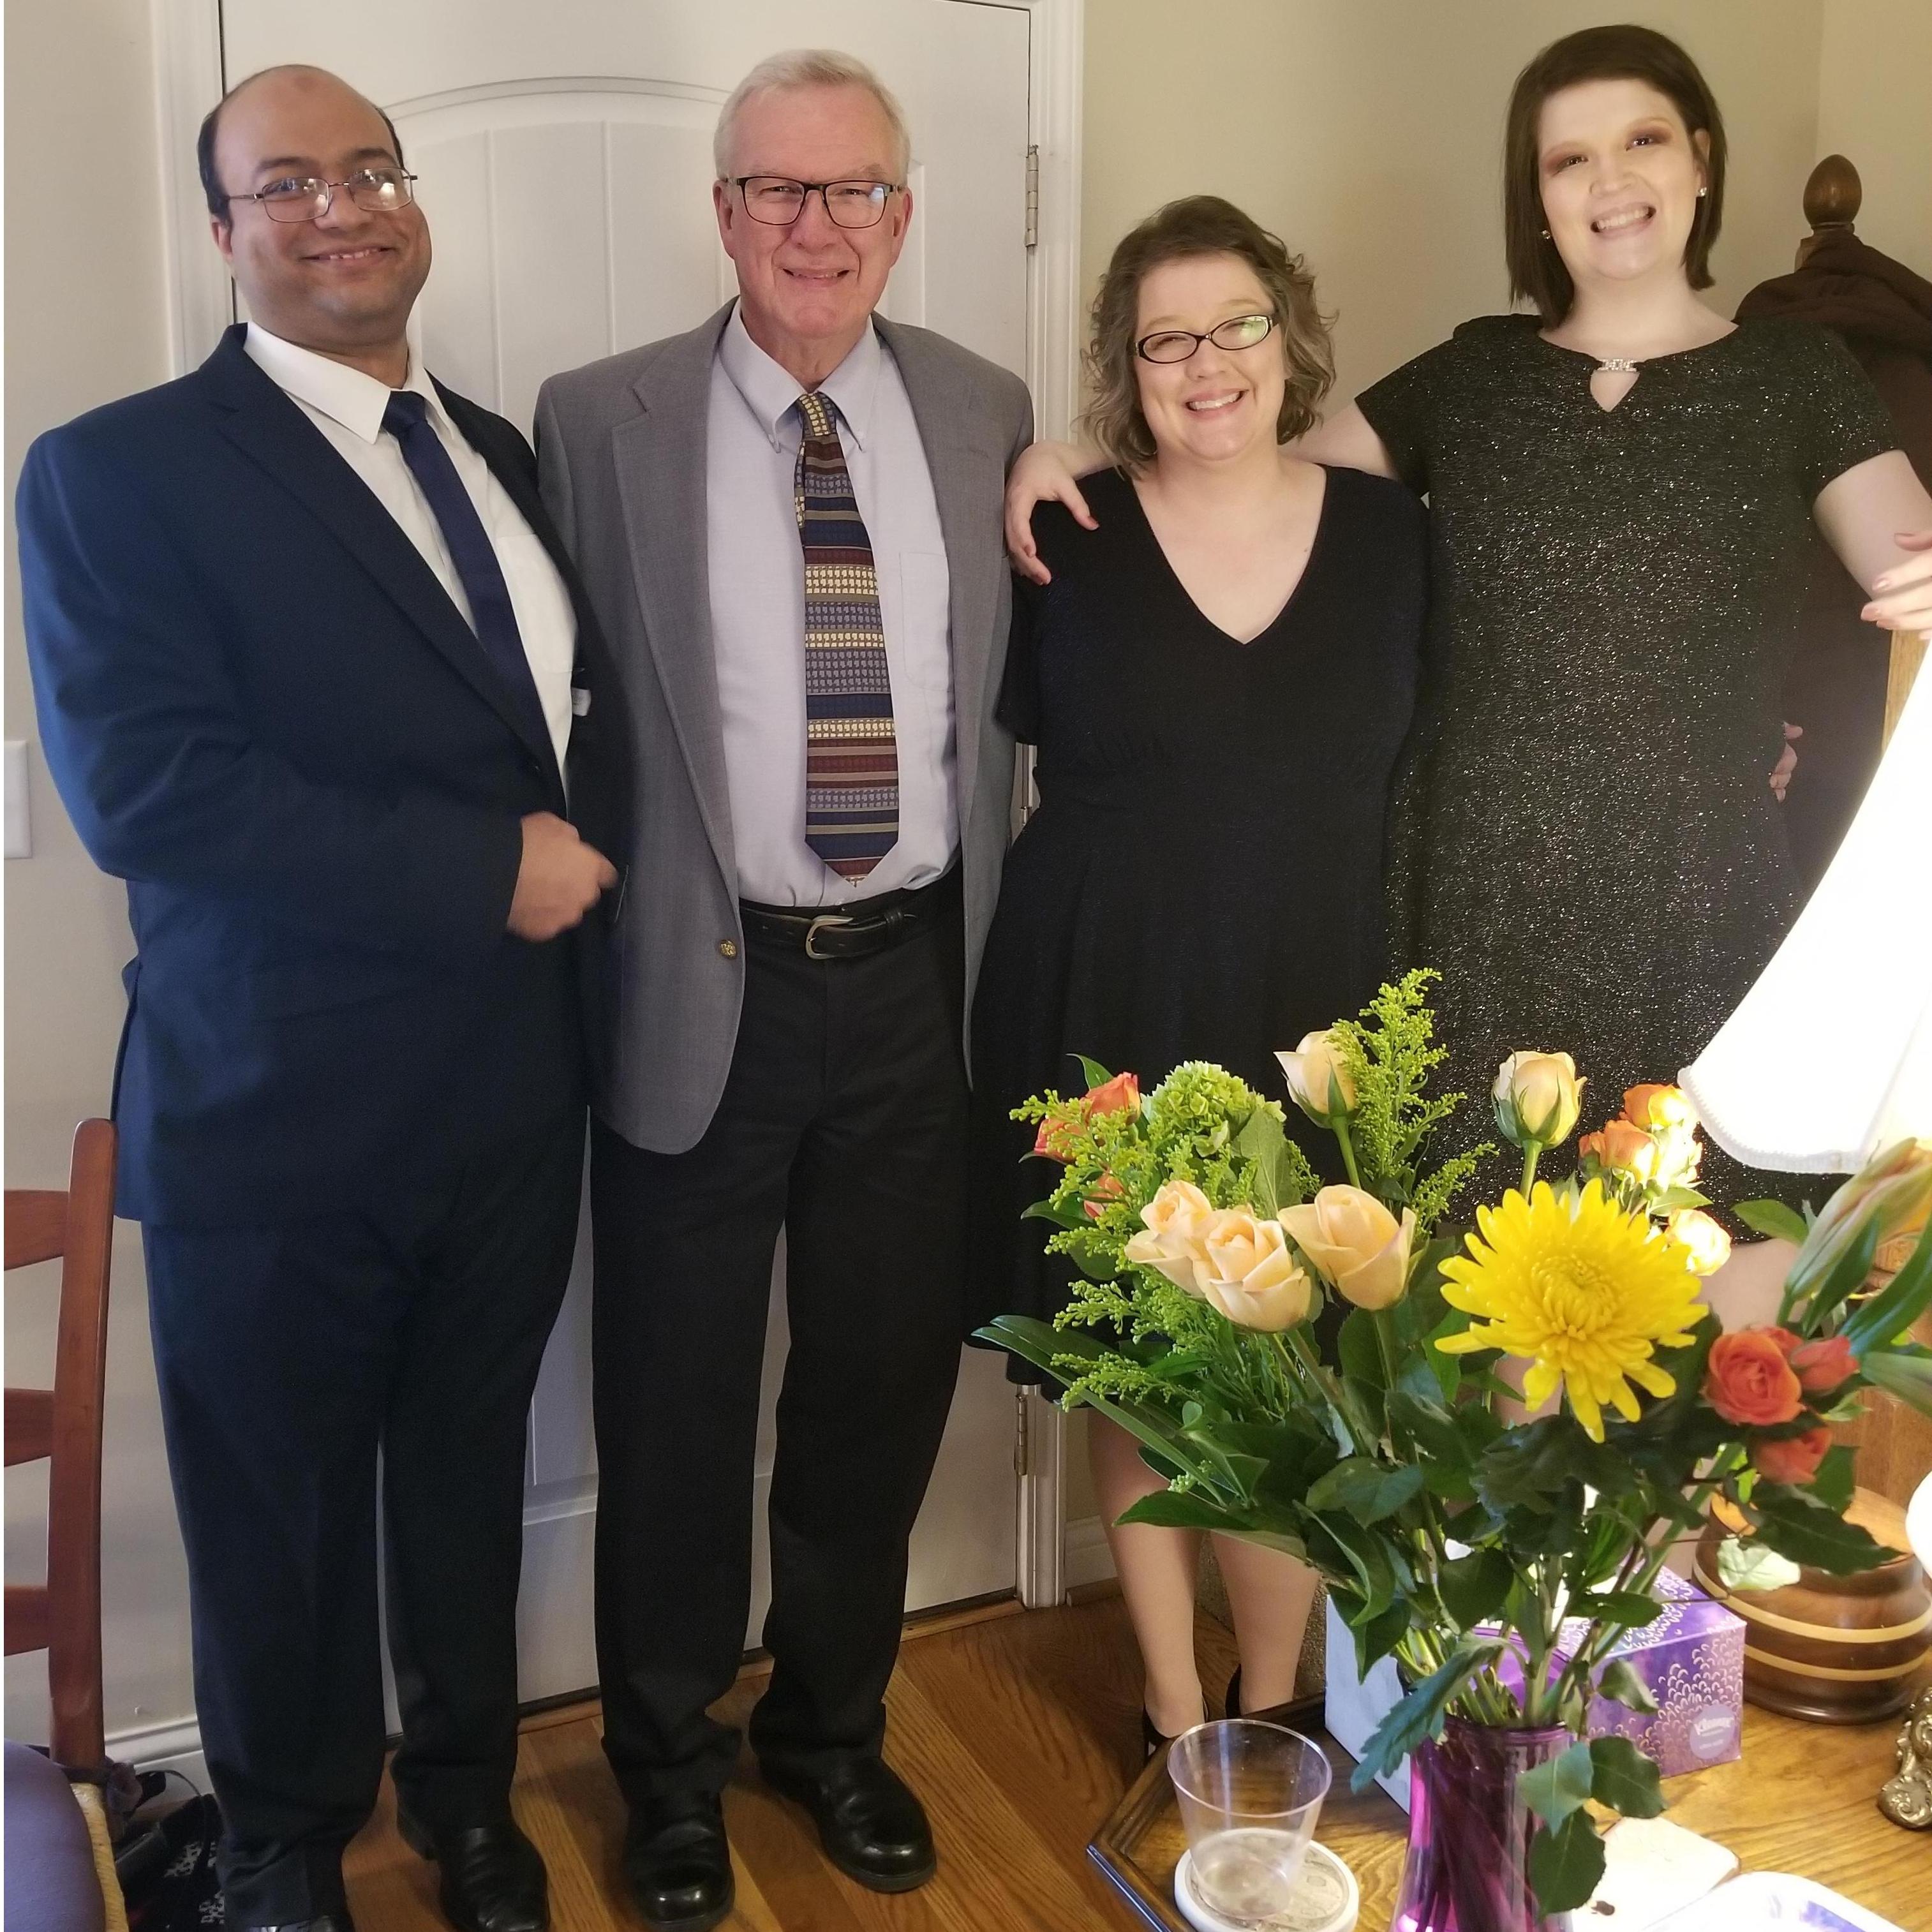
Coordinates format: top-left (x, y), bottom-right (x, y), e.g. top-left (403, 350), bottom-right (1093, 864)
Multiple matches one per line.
top-left (706, 304), bottom-right (955, 906)
top-left (244, 323), bottom-right (577, 773)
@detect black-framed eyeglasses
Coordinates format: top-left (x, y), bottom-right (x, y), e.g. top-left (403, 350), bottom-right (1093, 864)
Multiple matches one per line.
top-left (1135, 312), bottom-right (1276, 364)
top-left (226, 167), bottom-right (419, 224)
top-left (729, 176), bottom-right (900, 229)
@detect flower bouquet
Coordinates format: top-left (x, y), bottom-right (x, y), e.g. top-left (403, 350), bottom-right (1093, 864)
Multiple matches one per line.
top-left (975, 971), bottom-right (1932, 1930)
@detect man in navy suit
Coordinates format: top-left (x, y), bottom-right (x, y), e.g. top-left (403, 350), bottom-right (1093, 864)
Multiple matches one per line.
top-left (18, 66), bottom-right (623, 1932)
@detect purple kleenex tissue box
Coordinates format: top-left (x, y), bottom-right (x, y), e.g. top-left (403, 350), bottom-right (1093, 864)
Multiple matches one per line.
top-left (1500, 1570), bottom-right (1746, 1777)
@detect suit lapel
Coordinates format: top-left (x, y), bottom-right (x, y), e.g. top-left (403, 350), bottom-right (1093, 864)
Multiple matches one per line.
top-left (878, 318), bottom-right (999, 845)
top-left (611, 308), bottom-right (736, 888)
top-left (198, 330), bottom-right (555, 774)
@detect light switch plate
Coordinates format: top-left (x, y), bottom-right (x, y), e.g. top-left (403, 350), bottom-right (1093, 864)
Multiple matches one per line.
top-left (4, 740), bottom-right (29, 858)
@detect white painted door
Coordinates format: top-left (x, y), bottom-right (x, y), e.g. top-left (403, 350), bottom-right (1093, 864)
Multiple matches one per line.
top-left (216, 0), bottom-right (1034, 1702)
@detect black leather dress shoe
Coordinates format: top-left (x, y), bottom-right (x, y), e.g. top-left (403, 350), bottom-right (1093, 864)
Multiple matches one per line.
top-left (622, 1796), bottom-right (734, 1932)
top-left (396, 1813), bottom-right (547, 1932)
top-left (761, 1755), bottom-right (936, 1892)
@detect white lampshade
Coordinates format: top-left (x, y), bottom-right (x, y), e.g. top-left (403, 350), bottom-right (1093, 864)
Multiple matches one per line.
top-left (1681, 658), bottom-right (1931, 1173)
top-left (1910, 1470), bottom-right (1932, 1573)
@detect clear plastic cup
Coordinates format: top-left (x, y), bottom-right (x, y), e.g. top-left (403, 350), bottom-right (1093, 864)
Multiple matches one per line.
top-left (1168, 1720), bottom-right (1334, 1927)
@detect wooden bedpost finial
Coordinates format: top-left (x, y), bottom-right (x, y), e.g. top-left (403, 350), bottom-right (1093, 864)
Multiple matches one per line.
top-left (1798, 154), bottom-right (1862, 265)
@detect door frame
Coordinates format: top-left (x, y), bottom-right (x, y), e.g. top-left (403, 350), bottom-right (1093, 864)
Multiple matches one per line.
top-left (145, 0), bottom-right (1085, 1610)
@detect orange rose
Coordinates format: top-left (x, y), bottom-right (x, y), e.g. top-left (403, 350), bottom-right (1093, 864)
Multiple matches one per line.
top-left (1753, 1423), bottom-right (1832, 1487)
top-left (1787, 1333), bottom-right (1857, 1394)
top-left (1596, 1120), bottom-right (1660, 1184)
top-left (1704, 1330), bottom-right (1804, 1427)
top-left (1032, 1071), bottom-right (1141, 1162)
top-left (1082, 1173), bottom-right (1126, 1221)
top-left (1623, 1083), bottom-right (1697, 1133)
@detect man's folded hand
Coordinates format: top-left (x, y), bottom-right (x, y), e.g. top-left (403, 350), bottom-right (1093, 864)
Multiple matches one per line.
top-left (509, 810), bottom-right (618, 940)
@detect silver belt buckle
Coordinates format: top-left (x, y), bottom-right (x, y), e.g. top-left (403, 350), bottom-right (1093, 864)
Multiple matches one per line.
top-left (803, 912), bottom-right (855, 960)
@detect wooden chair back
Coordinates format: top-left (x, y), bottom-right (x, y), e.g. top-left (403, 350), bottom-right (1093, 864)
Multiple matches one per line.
top-left (5, 1117), bottom-right (117, 1773)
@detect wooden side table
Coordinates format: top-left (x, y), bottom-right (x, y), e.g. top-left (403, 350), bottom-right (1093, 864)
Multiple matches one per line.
top-left (1090, 1693), bottom-right (1931, 1930)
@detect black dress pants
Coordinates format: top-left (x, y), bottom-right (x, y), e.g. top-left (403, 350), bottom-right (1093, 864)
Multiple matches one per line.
top-left (590, 891), bottom-right (967, 1811)
top-left (144, 1112), bottom-right (583, 1925)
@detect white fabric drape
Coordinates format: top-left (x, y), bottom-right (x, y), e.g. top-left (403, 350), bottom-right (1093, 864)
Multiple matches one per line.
top-left (1681, 655), bottom-right (1931, 1172)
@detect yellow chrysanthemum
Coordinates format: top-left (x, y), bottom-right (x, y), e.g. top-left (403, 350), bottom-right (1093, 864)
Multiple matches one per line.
top-left (1437, 1180), bottom-right (1705, 1441)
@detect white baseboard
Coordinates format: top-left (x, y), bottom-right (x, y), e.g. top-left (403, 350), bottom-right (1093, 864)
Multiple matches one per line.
top-left (108, 1713), bottom-right (209, 1790)
top-left (1064, 1513), bottom-right (1117, 1591)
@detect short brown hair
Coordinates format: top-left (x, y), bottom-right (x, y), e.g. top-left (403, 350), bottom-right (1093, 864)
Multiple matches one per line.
top-left (1503, 24), bottom-right (1726, 323)
top-left (1081, 196), bottom-right (1334, 472)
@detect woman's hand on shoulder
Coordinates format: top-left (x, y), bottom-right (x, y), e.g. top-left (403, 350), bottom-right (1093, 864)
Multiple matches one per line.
top-left (1006, 440), bottom-right (1101, 585)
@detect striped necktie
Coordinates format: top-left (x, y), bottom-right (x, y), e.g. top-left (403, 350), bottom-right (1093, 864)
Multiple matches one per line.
top-left (795, 389), bottom-right (898, 881)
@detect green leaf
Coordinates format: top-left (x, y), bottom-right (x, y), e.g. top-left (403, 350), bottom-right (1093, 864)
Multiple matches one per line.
top-left (1572, 1591), bottom-right (1665, 1630)
top-left (1117, 1490), bottom-right (1244, 1533)
top-left (1861, 1348), bottom-right (1932, 1417)
top-left (1348, 1594), bottom-right (1413, 1677)
top-left (1316, 1510), bottom-right (1403, 1620)
top-left (1806, 1215), bottom-right (1884, 1335)
top-left (1019, 1197), bottom-right (1089, 1229)
top-left (1476, 1415), bottom-right (1637, 1513)
top-left (1436, 1547), bottom-right (1514, 1630)
top-left (1811, 1443), bottom-right (1857, 1512)
top-left (1339, 1308), bottom-right (1389, 1391)
top-left (1519, 1739), bottom-right (1595, 1827)
top-left (1736, 1198), bottom-right (1810, 1245)
top-left (1752, 1487), bottom-right (1900, 1575)
top-left (1596, 1659), bottom-right (1659, 1714)
top-left (1716, 1536), bottom-right (1802, 1594)
top-left (1305, 1457), bottom-right (1426, 1526)
top-left (1841, 1220), bottom-right (1932, 1358)
top-left (1351, 1636), bottom-right (1508, 1788)
top-left (1529, 1805), bottom-right (1609, 1914)
top-left (1651, 1185), bottom-right (1711, 1214)
top-left (1423, 1304), bottom-right (1473, 1401)
top-left (1073, 1055), bottom-right (1115, 1091)
top-left (1589, 1735), bottom-right (1666, 1818)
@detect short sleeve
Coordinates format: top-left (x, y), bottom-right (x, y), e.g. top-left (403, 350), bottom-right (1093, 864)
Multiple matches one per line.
top-left (995, 572), bottom-right (1041, 745)
top-left (1787, 323), bottom-right (1899, 500)
top-left (1356, 336), bottom-right (1464, 496)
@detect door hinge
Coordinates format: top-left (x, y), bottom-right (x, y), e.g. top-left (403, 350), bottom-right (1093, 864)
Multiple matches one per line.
top-left (1014, 1389), bottom-right (1031, 1477)
top-left (1025, 145), bottom-right (1040, 250)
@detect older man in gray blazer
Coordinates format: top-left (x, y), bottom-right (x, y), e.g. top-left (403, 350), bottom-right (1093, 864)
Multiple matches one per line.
top-left (536, 48), bottom-right (1030, 1932)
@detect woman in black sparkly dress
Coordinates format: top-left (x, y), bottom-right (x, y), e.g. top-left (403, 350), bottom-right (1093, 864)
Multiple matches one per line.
top-left (1007, 27), bottom-right (1932, 1291)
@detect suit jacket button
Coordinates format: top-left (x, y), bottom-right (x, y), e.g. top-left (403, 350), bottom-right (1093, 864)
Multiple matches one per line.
top-left (718, 939), bottom-right (738, 958)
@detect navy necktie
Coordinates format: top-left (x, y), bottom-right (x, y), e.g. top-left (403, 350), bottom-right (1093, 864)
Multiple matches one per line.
top-left (381, 389), bottom-right (548, 748)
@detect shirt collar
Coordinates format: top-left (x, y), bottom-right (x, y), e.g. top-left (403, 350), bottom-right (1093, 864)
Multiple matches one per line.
top-left (244, 322), bottom-right (449, 446)
top-left (717, 302), bottom-right (883, 452)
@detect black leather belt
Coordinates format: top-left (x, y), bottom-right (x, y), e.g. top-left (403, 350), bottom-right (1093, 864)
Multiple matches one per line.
top-left (739, 870), bottom-right (959, 961)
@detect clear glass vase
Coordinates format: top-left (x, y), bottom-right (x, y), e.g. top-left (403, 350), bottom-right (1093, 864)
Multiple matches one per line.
top-left (1388, 1716), bottom-right (1577, 1932)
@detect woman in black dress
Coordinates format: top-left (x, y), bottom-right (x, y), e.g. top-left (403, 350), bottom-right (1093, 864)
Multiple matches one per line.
top-left (1006, 27), bottom-right (1932, 1322)
top-left (968, 197), bottom-right (1427, 1745)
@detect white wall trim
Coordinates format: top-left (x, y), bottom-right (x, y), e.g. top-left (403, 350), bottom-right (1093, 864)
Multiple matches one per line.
top-left (1064, 1513), bottom-right (1117, 1591)
top-left (150, 0), bottom-right (230, 375)
top-left (1018, 0), bottom-right (1085, 440)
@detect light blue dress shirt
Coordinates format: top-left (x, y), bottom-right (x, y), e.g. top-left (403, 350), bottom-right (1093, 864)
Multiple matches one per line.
top-left (707, 302), bottom-right (955, 907)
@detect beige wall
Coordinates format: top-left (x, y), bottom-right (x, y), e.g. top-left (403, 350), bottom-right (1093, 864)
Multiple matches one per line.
top-left (1818, 0), bottom-right (1932, 277)
top-left (1083, 0), bottom-right (1837, 411)
top-left (5, 1), bottom-right (1928, 1748)
top-left (4, 0), bottom-right (195, 1746)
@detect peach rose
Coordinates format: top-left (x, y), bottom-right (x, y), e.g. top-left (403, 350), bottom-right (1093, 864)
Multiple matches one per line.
top-left (1493, 1051), bottom-right (1585, 1147)
top-left (1752, 1423), bottom-right (1832, 1487)
top-left (1665, 1208), bottom-right (1732, 1277)
top-left (1787, 1332), bottom-right (1857, 1395)
top-left (1281, 1185), bottom-right (1416, 1311)
top-left (1123, 1180), bottom-right (1218, 1297)
top-left (1595, 1119), bottom-right (1660, 1184)
top-left (1275, 1030), bottom-right (1358, 1125)
top-left (1704, 1330), bottom-right (1804, 1428)
top-left (1196, 1211), bottom-right (1314, 1332)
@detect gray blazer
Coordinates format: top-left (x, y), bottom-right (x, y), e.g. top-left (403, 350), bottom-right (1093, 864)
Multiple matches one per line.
top-left (536, 303), bottom-right (1034, 1155)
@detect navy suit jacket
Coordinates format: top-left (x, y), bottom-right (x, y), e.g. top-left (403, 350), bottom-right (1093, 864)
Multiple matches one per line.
top-left (17, 325), bottom-right (629, 1226)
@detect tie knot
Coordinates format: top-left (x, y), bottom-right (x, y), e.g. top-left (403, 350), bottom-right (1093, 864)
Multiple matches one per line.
top-left (382, 389), bottom-right (431, 438)
top-left (796, 391), bottom-right (836, 441)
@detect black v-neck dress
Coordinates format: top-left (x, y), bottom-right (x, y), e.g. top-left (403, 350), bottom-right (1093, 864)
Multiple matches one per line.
top-left (966, 464), bottom-right (1427, 1365)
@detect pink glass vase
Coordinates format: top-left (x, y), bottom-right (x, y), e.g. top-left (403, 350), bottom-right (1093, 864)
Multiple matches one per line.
top-left (1388, 1717), bottom-right (1577, 1932)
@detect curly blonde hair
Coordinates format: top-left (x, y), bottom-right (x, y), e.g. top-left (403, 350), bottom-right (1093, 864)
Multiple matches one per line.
top-left (1081, 196), bottom-right (1334, 472)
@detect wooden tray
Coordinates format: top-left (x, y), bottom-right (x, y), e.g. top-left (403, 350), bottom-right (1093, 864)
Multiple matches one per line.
top-left (1087, 1695), bottom-right (1412, 1930)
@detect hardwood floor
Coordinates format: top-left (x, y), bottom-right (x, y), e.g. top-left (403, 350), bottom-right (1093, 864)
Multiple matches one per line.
top-left (345, 1592), bottom-right (1233, 1931)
